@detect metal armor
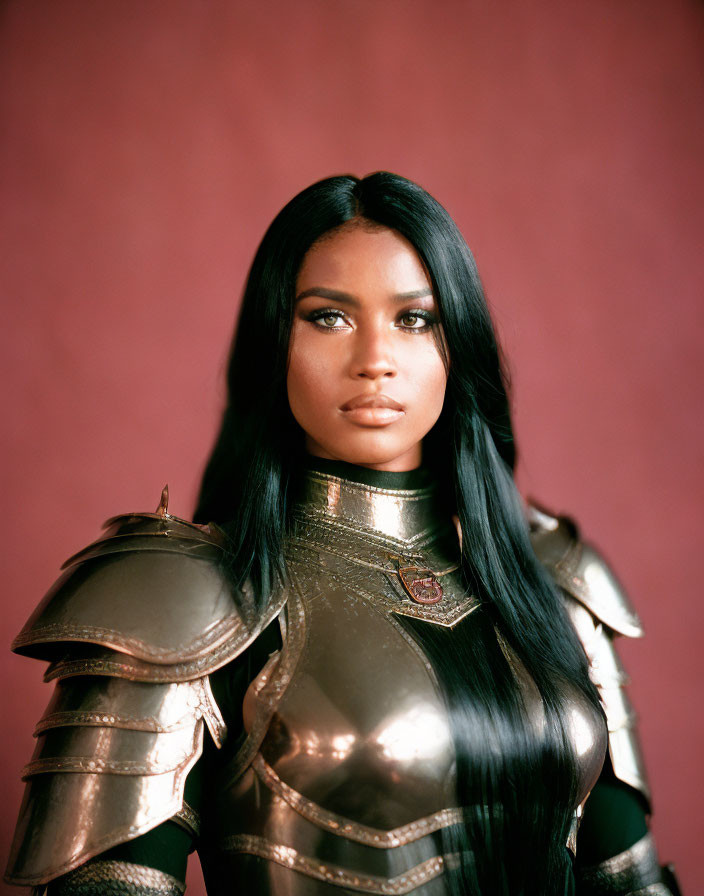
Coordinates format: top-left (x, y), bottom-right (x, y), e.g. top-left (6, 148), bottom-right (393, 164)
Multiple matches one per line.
top-left (197, 470), bottom-right (606, 895)
top-left (527, 505), bottom-right (650, 806)
top-left (4, 488), bottom-right (285, 889)
top-left (528, 505), bottom-right (681, 895)
top-left (5, 474), bottom-right (676, 894)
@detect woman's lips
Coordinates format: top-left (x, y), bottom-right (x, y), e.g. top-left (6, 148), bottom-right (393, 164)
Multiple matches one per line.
top-left (341, 406), bottom-right (404, 425)
top-left (339, 393), bottom-right (405, 426)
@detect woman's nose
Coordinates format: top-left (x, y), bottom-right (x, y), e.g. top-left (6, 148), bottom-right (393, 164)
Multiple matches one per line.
top-left (349, 327), bottom-right (397, 379)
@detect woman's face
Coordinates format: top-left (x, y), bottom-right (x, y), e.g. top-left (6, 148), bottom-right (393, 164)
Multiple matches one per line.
top-left (287, 223), bottom-right (448, 471)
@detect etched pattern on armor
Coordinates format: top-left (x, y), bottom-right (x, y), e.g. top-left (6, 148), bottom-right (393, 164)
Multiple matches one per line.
top-left (40, 611), bottom-right (285, 684)
top-left (50, 859), bottom-right (185, 896)
top-left (252, 753), bottom-right (464, 846)
top-left (13, 614), bottom-right (239, 664)
top-left (292, 472), bottom-right (442, 544)
top-left (5, 505), bottom-right (242, 891)
top-left (219, 836), bottom-right (445, 895)
top-left (6, 671), bottom-right (211, 886)
top-left (285, 530), bottom-right (477, 628)
top-left (287, 471), bottom-right (477, 628)
top-left (171, 800), bottom-right (201, 840)
top-left (207, 474), bottom-right (466, 892)
top-left (222, 585), bottom-right (307, 785)
top-left (32, 676), bottom-right (211, 736)
top-left (575, 833), bottom-right (673, 895)
top-left (11, 503), bottom-right (287, 678)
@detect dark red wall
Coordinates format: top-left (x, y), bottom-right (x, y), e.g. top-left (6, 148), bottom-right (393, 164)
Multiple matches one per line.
top-left (1, 1), bottom-right (702, 892)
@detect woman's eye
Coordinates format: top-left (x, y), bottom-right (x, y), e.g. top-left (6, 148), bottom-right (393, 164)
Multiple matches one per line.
top-left (399, 311), bottom-right (433, 330)
top-left (308, 310), bottom-right (348, 329)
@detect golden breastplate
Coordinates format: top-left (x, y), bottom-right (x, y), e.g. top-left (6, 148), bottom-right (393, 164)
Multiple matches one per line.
top-left (202, 470), bottom-right (606, 896)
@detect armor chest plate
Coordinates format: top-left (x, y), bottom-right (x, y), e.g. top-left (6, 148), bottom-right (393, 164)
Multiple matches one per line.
top-left (256, 565), bottom-right (458, 828)
top-left (201, 470), bottom-right (606, 896)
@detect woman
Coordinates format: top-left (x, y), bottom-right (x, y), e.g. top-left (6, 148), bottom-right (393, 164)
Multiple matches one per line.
top-left (5, 173), bottom-right (678, 895)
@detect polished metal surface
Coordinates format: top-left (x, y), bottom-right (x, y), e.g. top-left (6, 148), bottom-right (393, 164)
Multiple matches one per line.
top-left (565, 598), bottom-right (651, 804)
top-left (204, 472), bottom-right (608, 895)
top-left (40, 627), bottom-right (288, 684)
top-left (5, 672), bottom-right (217, 886)
top-left (529, 505), bottom-right (651, 805)
top-left (288, 473), bottom-right (473, 628)
top-left (171, 800), bottom-right (201, 840)
top-left (8, 480), bottom-right (646, 894)
top-left (33, 676), bottom-right (212, 736)
top-left (217, 837), bottom-right (445, 895)
top-left (257, 565), bottom-right (459, 824)
top-left (6, 499), bottom-right (267, 887)
top-left (296, 472), bottom-right (446, 543)
top-left (528, 505), bottom-right (644, 638)
top-left (11, 496), bottom-right (287, 670)
top-left (11, 495), bottom-right (286, 683)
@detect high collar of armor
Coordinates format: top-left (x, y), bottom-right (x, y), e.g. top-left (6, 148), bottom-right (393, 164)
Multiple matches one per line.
top-left (291, 455), bottom-right (448, 544)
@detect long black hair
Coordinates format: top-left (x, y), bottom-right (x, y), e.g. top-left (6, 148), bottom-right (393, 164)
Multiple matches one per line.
top-left (195, 173), bottom-right (602, 895)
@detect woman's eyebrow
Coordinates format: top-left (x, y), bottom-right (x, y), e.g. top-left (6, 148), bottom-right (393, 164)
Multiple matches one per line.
top-left (295, 287), bottom-right (433, 306)
top-left (295, 287), bottom-right (359, 306)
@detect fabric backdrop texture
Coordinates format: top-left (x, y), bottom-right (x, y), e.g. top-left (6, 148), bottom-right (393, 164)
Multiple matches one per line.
top-left (1, 1), bottom-right (702, 892)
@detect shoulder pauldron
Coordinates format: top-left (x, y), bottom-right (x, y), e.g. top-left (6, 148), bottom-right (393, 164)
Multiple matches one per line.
top-left (5, 492), bottom-right (286, 887)
top-left (528, 504), bottom-right (651, 807)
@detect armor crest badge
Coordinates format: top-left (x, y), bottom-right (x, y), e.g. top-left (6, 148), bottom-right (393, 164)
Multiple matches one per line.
top-left (398, 565), bottom-right (444, 604)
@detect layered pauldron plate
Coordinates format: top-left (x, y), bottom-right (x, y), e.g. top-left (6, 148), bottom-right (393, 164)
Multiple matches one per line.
top-left (5, 494), bottom-right (285, 887)
top-left (528, 504), bottom-right (651, 806)
top-left (6, 475), bottom-right (666, 894)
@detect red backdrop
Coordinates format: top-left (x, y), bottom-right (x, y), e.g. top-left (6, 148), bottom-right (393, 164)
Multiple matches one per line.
top-left (1, 1), bottom-right (702, 892)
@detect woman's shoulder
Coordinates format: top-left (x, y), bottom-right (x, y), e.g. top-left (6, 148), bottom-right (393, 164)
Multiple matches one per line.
top-left (527, 501), bottom-right (643, 638)
top-left (528, 502), bottom-right (652, 804)
top-left (12, 485), bottom-right (285, 682)
top-left (6, 487), bottom-right (290, 887)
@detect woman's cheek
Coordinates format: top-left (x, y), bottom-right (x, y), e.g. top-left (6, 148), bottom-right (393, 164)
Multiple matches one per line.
top-left (288, 342), bottom-right (335, 426)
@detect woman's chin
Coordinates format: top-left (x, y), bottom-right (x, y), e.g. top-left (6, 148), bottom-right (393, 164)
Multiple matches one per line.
top-left (306, 434), bottom-right (422, 470)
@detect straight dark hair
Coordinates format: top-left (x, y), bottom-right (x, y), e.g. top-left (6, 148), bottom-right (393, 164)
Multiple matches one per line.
top-left (195, 172), bottom-right (602, 895)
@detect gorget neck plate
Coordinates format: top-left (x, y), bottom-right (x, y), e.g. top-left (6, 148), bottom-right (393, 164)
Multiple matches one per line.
top-left (287, 468), bottom-right (478, 628)
top-left (292, 468), bottom-right (443, 543)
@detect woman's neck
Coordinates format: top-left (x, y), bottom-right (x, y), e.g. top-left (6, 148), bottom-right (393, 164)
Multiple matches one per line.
top-left (300, 454), bottom-right (432, 491)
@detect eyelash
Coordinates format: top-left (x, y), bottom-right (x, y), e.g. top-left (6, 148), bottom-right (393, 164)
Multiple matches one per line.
top-left (305, 308), bottom-right (438, 333)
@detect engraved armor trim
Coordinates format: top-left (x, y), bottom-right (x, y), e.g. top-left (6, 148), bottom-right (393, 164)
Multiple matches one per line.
top-left (40, 630), bottom-right (282, 685)
top-left (528, 505), bottom-right (651, 806)
top-left (223, 586), bottom-right (307, 785)
top-left (5, 495), bottom-right (283, 887)
top-left (251, 753), bottom-right (464, 847)
top-left (528, 505), bottom-right (643, 638)
top-left (11, 504), bottom-right (285, 674)
top-left (287, 472), bottom-right (478, 627)
top-left (50, 859), bottom-right (185, 896)
top-left (171, 801), bottom-right (201, 840)
top-left (7, 478), bottom-right (628, 894)
top-left (221, 835), bottom-right (446, 894)
top-left (6, 674), bottom-right (207, 886)
top-left (575, 832), bottom-right (677, 895)
top-left (32, 675), bottom-right (224, 739)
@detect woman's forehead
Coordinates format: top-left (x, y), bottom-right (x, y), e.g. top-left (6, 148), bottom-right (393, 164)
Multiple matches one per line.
top-left (296, 224), bottom-right (432, 299)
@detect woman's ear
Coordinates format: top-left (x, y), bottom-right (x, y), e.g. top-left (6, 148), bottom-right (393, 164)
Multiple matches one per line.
top-left (452, 514), bottom-right (462, 551)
